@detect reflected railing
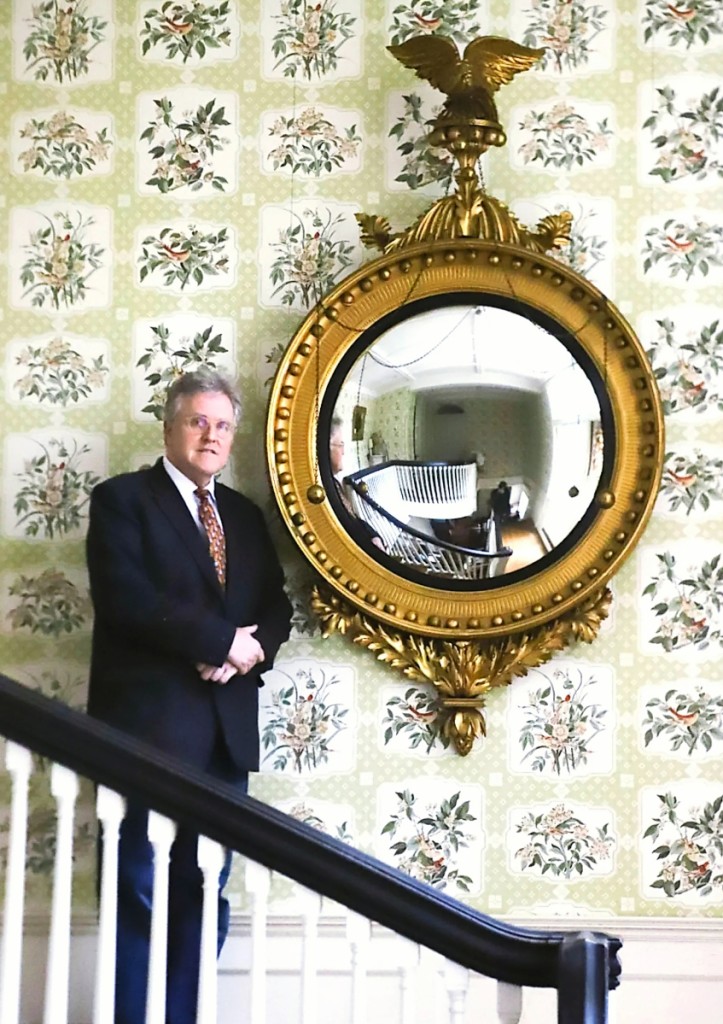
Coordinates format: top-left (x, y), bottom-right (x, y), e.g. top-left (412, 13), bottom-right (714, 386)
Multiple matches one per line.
top-left (345, 473), bottom-right (512, 580)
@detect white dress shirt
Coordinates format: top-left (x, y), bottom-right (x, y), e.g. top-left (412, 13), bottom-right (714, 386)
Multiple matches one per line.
top-left (162, 456), bottom-right (224, 534)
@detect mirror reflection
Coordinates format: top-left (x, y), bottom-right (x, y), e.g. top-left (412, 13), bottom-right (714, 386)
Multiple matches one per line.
top-left (329, 302), bottom-right (605, 584)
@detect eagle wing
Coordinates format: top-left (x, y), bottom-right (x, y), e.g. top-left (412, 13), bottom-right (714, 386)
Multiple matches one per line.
top-left (463, 36), bottom-right (545, 93)
top-left (387, 35), bottom-right (463, 96)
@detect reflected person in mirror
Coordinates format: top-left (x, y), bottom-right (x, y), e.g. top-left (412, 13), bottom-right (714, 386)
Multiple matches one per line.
top-left (490, 480), bottom-right (513, 520)
top-left (330, 417), bottom-right (384, 550)
top-left (86, 368), bottom-right (292, 1024)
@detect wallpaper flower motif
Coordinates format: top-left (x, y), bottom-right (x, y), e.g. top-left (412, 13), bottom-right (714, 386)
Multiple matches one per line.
top-left (264, 340), bottom-right (287, 388)
top-left (270, 207), bottom-right (355, 309)
top-left (514, 803), bottom-right (614, 879)
top-left (389, 93), bottom-right (454, 190)
top-left (642, 0), bottom-right (723, 49)
top-left (21, 211), bottom-right (104, 310)
top-left (643, 686), bottom-right (723, 756)
top-left (136, 322), bottom-right (228, 419)
top-left (140, 97), bottom-right (230, 194)
top-left (13, 336), bottom-right (109, 406)
top-left (645, 791), bottom-right (723, 898)
top-left (643, 86), bottom-right (723, 184)
top-left (642, 216), bottom-right (723, 280)
top-left (266, 107), bottom-right (361, 177)
top-left (518, 103), bottom-right (612, 170)
top-left (381, 789), bottom-right (476, 892)
top-left (7, 569), bottom-right (90, 637)
top-left (138, 224), bottom-right (230, 289)
top-left (0, 807), bottom-right (94, 878)
top-left (261, 667), bottom-right (349, 773)
top-left (383, 685), bottom-right (449, 754)
top-left (521, 0), bottom-right (608, 73)
top-left (18, 111), bottom-right (112, 179)
top-left (140, 1), bottom-right (232, 63)
top-left (22, 0), bottom-right (108, 83)
top-left (388, 0), bottom-right (481, 46)
top-left (271, 0), bottom-right (356, 80)
top-left (287, 801), bottom-right (353, 842)
top-left (661, 449), bottom-right (723, 515)
top-left (25, 667), bottom-right (87, 710)
top-left (645, 316), bottom-right (723, 416)
top-left (549, 206), bottom-right (607, 280)
top-left (643, 551), bottom-right (723, 652)
top-left (13, 438), bottom-right (99, 540)
top-left (517, 669), bottom-right (607, 776)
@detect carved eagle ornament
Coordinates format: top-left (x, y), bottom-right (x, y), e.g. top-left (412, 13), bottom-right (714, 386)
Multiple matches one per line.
top-left (387, 35), bottom-right (545, 121)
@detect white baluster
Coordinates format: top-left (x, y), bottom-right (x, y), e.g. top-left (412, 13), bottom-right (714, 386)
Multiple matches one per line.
top-left (196, 836), bottom-right (225, 1024)
top-left (297, 887), bottom-right (321, 1024)
top-left (443, 960), bottom-right (470, 1024)
top-left (43, 764), bottom-right (79, 1024)
top-left (346, 911), bottom-right (370, 1024)
top-left (0, 743), bottom-right (33, 1024)
top-left (396, 939), bottom-right (420, 1024)
top-left (145, 813), bottom-right (176, 1024)
top-left (496, 981), bottom-right (523, 1024)
top-left (93, 787), bottom-right (126, 1024)
top-left (245, 862), bottom-right (271, 1024)
top-left (419, 947), bottom-right (447, 1023)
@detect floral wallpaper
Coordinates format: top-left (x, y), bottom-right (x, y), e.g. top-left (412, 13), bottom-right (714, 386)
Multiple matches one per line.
top-left (1, 0), bottom-right (722, 922)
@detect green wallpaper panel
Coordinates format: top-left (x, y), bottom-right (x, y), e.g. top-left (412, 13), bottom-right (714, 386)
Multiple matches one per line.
top-left (1, 0), bottom-right (723, 919)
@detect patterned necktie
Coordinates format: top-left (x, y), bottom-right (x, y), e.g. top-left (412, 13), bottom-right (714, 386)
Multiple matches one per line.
top-left (195, 487), bottom-right (226, 586)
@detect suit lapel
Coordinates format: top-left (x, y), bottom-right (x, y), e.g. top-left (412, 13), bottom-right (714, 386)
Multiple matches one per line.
top-left (147, 460), bottom-right (222, 594)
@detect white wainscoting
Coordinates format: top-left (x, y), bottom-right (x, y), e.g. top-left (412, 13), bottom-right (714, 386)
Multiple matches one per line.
top-left (15, 913), bottom-right (723, 1024)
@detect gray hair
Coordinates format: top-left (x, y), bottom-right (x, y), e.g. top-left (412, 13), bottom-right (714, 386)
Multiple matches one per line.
top-left (163, 368), bottom-right (242, 426)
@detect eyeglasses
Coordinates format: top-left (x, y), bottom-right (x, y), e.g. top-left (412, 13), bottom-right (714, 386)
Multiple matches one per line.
top-left (183, 414), bottom-right (235, 438)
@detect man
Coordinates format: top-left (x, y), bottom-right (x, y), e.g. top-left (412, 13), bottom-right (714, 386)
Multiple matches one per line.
top-left (490, 480), bottom-right (512, 520)
top-left (329, 417), bottom-right (384, 550)
top-left (86, 368), bottom-right (292, 1024)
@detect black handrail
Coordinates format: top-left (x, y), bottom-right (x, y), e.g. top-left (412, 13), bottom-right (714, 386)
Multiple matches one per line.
top-left (0, 672), bottom-right (620, 1020)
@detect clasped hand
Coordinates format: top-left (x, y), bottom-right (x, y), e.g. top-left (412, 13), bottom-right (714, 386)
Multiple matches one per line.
top-left (196, 624), bottom-right (265, 685)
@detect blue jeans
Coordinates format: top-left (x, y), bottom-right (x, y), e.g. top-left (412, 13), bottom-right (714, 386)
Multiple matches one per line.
top-left (112, 742), bottom-right (248, 1024)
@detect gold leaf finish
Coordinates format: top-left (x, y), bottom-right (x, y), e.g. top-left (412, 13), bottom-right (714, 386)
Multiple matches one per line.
top-left (267, 32), bottom-right (664, 754)
top-left (312, 584), bottom-right (611, 756)
top-left (356, 199), bottom-right (572, 253)
top-left (355, 36), bottom-right (567, 253)
top-left (387, 36), bottom-right (545, 124)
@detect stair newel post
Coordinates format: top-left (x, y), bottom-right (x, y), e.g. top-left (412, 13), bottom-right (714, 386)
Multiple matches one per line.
top-left (557, 932), bottom-right (611, 1024)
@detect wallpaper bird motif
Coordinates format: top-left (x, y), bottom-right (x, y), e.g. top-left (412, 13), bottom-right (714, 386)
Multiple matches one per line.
top-left (1, 0), bottom-right (722, 918)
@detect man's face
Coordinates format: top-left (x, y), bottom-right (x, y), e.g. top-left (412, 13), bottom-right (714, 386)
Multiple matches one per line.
top-left (164, 390), bottom-right (235, 487)
top-left (329, 430), bottom-right (345, 475)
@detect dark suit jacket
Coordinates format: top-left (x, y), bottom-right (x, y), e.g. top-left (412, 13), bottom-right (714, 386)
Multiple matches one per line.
top-left (86, 459), bottom-right (292, 772)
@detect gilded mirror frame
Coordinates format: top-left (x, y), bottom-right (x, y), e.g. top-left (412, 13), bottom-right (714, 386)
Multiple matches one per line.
top-left (265, 33), bottom-right (665, 753)
top-left (267, 241), bottom-right (663, 640)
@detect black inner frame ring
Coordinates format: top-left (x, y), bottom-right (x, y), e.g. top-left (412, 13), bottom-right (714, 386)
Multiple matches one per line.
top-left (318, 290), bottom-right (616, 593)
